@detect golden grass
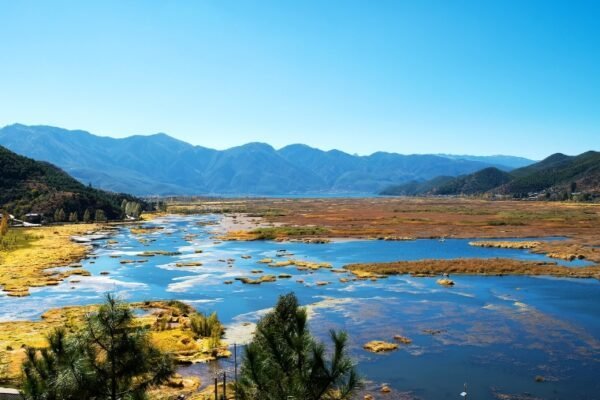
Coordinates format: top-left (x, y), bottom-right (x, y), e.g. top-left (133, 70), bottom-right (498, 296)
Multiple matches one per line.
top-left (0, 224), bottom-right (101, 297)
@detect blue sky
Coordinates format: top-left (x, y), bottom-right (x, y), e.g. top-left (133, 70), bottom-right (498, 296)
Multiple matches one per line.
top-left (1, 1), bottom-right (598, 159)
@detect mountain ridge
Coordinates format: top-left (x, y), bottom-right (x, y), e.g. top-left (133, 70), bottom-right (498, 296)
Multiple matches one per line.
top-left (0, 123), bottom-right (535, 196)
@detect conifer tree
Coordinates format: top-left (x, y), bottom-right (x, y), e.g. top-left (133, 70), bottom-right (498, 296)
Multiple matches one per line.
top-left (21, 294), bottom-right (175, 400)
top-left (95, 209), bottom-right (107, 222)
top-left (83, 209), bottom-right (91, 223)
top-left (237, 293), bottom-right (361, 400)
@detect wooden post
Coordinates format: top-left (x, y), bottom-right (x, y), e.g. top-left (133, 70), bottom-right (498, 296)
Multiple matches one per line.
top-left (223, 371), bottom-right (227, 399)
top-left (234, 343), bottom-right (238, 400)
top-left (214, 376), bottom-right (218, 400)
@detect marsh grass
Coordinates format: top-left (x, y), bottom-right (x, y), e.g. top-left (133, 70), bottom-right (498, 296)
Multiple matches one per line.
top-left (0, 229), bottom-right (39, 252)
top-left (250, 226), bottom-right (329, 239)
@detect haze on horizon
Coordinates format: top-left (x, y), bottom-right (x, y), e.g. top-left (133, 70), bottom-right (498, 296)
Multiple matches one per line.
top-left (1, 1), bottom-right (598, 159)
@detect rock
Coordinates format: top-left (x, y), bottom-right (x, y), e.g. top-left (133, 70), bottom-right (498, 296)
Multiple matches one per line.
top-left (381, 385), bottom-right (392, 393)
top-left (363, 341), bottom-right (398, 353)
top-left (175, 262), bottom-right (203, 267)
top-left (393, 335), bottom-right (412, 344)
top-left (364, 395), bottom-right (375, 400)
top-left (223, 280), bottom-right (233, 285)
top-left (235, 275), bottom-right (277, 284)
top-left (535, 375), bottom-right (545, 382)
top-left (241, 255), bottom-right (252, 259)
top-left (422, 329), bottom-right (445, 336)
top-left (100, 271), bottom-right (110, 275)
top-left (436, 278), bottom-right (454, 286)
top-left (316, 281), bottom-right (329, 286)
top-left (278, 274), bottom-right (292, 278)
top-left (258, 258), bottom-right (273, 264)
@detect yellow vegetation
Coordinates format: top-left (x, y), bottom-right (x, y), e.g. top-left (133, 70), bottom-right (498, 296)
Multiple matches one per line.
top-left (0, 224), bottom-right (100, 297)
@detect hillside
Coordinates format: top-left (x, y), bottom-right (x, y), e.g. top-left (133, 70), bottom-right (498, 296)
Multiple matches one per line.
top-left (497, 151), bottom-right (600, 195)
top-left (0, 145), bottom-right (143, 221)
top-left (379, 176), bottom-right (455, 196)
top-left (0, 124), bottom-right (531, 195)
top-left (380, 152), bottom-right (600, 198)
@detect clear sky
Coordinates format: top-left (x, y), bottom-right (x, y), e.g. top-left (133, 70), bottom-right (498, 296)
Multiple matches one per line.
top-left (1, 1), bottom-right (598, 159)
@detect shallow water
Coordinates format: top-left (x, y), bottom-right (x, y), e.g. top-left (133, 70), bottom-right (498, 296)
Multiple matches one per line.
top-left (1, 214), bottom-right (599, 399)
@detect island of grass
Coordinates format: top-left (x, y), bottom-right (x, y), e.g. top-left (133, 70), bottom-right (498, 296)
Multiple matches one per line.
top-left (344, 258), bottom-right (600, 280)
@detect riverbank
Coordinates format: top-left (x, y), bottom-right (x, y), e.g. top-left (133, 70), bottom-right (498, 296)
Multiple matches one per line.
top-left (0, 224), bottom-right (105, 297)
top-left (345, 258), bottom-right (600, 280)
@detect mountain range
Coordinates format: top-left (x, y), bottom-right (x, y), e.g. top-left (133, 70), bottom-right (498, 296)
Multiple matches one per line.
top-left (0, 145), bottom-right (142, 220)
top-left (381, 151), bottom-right (600, 198)
top-left (0, 124), bottom-right (534, 196)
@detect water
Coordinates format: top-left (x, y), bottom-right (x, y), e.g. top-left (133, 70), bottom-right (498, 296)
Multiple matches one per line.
top-left (1, 214), bottom-right (598, 399)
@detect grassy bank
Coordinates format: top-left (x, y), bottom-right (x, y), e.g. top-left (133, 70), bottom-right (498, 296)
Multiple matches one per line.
top-left (0, 224), bottom-right (100, 297)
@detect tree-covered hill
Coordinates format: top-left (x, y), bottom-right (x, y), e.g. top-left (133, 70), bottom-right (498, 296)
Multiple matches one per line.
top-left (0, 145), bottom-right (143, 221)
top-left (380, 151), bottom-right (600, 199)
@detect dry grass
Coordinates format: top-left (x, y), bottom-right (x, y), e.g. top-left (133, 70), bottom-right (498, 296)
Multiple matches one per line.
top-left (171, 197), bottom-right (600, 264)
top-left (345, 258), bottom-right (600, 280)
top-left (0, 224), bottom-right (101, 297)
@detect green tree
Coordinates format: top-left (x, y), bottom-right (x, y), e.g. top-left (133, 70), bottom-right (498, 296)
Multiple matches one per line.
top-left (21, 294), bottom-right (175, 400)
top-left (22, 328), bottom-right (95, 400)
top-left (53, 208), bottom-right (66, 222)
top-left (236, 293), bottom-right (361, 400)
top-left (83, 209), bottom-right (91, 223)
top-left (68, 212), bottom-right (78, 223)
top-left (95, 209), bottom-right (107, 222)
top-left (570, 181), bottom-right (577, 193)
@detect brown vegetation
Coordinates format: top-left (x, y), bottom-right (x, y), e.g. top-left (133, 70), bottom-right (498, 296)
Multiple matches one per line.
top-left (345, 258), bottom-right (600, 280)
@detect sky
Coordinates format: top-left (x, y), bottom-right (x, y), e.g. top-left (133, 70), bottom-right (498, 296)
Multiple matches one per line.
top-left (1, 1), bottom-right (598, 159)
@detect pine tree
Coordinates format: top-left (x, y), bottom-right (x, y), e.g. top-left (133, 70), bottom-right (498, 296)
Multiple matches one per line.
top-left (68, 212), bottom-right (78, 223)
top-left (236, 293), bottom-right (361, 400)
top-left (83, 209), bottom-right (91, 223)
top-left (21, 294), bottom-right (175, 400)
top-left (94, 209), bottom-right (107, 222)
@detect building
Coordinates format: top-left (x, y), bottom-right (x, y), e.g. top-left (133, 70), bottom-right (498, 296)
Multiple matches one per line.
top-left (0, 387), bottom-right (22, 400)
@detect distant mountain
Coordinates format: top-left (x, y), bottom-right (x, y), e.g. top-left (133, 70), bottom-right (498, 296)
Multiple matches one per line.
top-left (436, 154), bottom-right (535, 170)
top-left (0, 145), bottom-right (142, 221)
top-left (381, 151), bottom-right (600, 197)
top-left (0, 124), bottom-right (527, 195)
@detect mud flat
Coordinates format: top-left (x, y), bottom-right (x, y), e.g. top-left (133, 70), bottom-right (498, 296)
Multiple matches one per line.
top-left (0, 224), bottom-right (104, 297)
top-left (345, 258), bottom-right (600, 280)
